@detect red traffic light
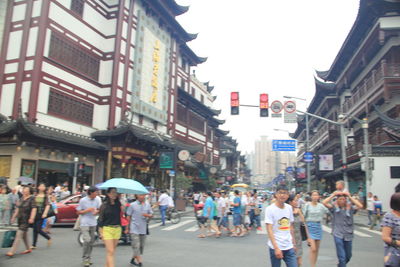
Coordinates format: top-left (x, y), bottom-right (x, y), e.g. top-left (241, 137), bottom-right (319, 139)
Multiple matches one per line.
top-left (260, 93), bottom-right (269, 109)
top-left (231, 92), bottom-right (239, 107)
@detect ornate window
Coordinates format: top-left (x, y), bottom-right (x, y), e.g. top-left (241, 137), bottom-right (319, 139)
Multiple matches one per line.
top-left (189, 111), bottom-right (204, 132)
top-left (71, 0), bottom-right (85, 16)
top-left (48, 89), bottom-right (94, 126)
top-left (49, 33), bottom-right (100, 81)
top-left (177, 104), bottom-right (187, 123)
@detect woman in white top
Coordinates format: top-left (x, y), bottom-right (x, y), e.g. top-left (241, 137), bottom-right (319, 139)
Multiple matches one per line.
top-left (302, 190), bottom-right (329, 267)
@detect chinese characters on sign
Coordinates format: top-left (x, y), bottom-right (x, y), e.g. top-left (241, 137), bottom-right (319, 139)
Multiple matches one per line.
top-left (150, 40), bottom-right (160, 104)
top-left (272, 140), bottom-right (297, 151)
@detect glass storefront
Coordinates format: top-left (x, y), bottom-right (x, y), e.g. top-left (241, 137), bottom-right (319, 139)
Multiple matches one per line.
top-left (37, 160), bottom-right (92, 189)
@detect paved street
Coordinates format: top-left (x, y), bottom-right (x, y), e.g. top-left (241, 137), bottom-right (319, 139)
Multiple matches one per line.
top-left (0, 212), bottom-right (383, 267)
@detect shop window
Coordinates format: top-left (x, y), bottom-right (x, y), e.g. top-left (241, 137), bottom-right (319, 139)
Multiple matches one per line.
top-left (71, 0), bottom-right (85, 16)
top-left (48, 89), bottom-right (94, 126)
top-left (49, 33), bottom-right (100, 81)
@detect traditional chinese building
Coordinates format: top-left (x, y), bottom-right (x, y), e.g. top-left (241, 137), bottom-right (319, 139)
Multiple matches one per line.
top-left (0, 0), bottom-right (220, 189)
top-left (293, 0), bottom-right (400, 210)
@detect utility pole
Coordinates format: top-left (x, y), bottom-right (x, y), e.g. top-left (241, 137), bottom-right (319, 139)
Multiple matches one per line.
top-left (72, 157), bottom-right (79, 194)
top-left (305, 114), bottom-right (311, 192)
top-left (362, 118), bottom-right (371, 185)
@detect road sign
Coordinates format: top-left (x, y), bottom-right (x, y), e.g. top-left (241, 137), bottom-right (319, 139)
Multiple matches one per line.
top-left (169, 170), bottom-right (176, 176)
top-left (271, 100), bottom-right (283, 118)
top-left (284, 100), bottom-right (297, 123)
top-left (286, 167), bottom-right (293, 172)
top-left (303, 152), bottom-right (314, 163)
top-left (272, 140), bottom-right (297, 151)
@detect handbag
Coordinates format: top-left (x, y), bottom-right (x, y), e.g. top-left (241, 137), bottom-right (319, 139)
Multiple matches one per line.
top-left (300, 223), bottom-right (307, 241)
top-left (254, 207), bottom-right (261, 216)
top-left (44, 205), bottom-right (56, 218)
top-left (384, 246), bottom-right (400, 266)
top-left (2, 230), bottom-right (16, 248)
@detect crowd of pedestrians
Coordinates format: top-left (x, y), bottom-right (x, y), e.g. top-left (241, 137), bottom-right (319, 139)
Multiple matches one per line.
top-left (1, 180), bottom-right (400, 267)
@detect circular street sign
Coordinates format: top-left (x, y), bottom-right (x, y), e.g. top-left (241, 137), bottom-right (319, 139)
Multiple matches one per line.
top-left (270, 100), bottom-right (283, 114)
top-left (209, 167), bottom-right (218, 174)
top-left (284, 101), bottom-right (296, 113)
top-left (178, 150), bottom-right (190, 161)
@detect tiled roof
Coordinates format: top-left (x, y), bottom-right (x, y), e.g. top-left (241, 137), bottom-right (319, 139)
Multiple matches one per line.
top-left (0, 119), bottom-right (107, 150)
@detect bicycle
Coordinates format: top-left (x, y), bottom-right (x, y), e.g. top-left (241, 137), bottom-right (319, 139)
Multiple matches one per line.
top-left (152, 207), bottom-right (181, 224)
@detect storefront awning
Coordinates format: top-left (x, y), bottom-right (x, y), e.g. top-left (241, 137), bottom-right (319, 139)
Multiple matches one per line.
top-left (92, 123), bottom-right (202, 154)
top-left (0, 119), bottom-right (107, 151)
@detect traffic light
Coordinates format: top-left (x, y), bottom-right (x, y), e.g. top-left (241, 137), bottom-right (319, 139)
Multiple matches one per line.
top-left (260, 93), bottom-right (269, 117)
top-left (230, 92), bottom-right (239, 115)
top-left (77, 163), bottom-right (86, 178)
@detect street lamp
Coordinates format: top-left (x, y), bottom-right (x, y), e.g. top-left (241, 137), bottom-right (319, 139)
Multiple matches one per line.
top-left (283, 96), bottom-right (307, 101)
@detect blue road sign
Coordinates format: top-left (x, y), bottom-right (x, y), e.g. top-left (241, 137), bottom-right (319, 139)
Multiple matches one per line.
top-left (286, 167), bottom-right (293, 172)
top-left (303, 152), bottom-right (314, 162)
top-left (272, 140), bottom-right (297, 151)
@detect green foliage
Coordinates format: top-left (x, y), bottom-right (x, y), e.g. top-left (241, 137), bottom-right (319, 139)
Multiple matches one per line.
top-left (207, 177), bottom-right (217, 190)
top-left (175, 172), bottom-right (192, 191)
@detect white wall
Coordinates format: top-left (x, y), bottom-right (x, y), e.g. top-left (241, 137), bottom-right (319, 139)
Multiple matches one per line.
top-left (369, 157), bottom-right (400, 212)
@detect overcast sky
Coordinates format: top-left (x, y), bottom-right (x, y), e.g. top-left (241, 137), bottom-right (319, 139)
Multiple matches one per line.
top-left (176, 0), bottom-right (360, 153)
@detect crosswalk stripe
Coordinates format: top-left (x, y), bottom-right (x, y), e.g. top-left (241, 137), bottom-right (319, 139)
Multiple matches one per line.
top-left (353, 229), bottom-right (372, 237)
top-left (185, 225), bottom-right (199, 232)
top-left (322, 225), bottom-right (332, 234)
top-left (322, 225), bottom-right (372, 237)
top-left (149, 223), bottom-right (162, 229)
top-left (162, 219), bottom-right (195, 231)
top-left (360, 227), bottom-right (381, 235)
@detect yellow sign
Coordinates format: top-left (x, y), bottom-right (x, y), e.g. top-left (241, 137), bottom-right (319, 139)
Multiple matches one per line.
top-left (150, 40), bottom-right (160, 103)
top-left (0, 156), bottom-right (11, 178)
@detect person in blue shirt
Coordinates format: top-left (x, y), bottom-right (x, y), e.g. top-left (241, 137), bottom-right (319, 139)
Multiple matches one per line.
top-left (197, 192), bottom-right (220, 238)
top-left (231, 190), bottom-right (243, 237)
top-left (370, 195), bottom-right (382, 230)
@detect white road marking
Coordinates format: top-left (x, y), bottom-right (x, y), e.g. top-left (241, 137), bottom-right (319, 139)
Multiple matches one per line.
top-left (149, 223), bottom-right (163, 229)
top-left (322, 225), bottom-right (372, 237)
top-left (360, 227), bottom-right (381, 235)
top-left (162, 219), bottom-right (196, 231)
top-left (185, 225), bottom-right (199, 232)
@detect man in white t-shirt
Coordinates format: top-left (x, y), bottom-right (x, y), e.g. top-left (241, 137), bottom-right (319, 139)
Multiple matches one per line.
top-left (158, 190), bottom-right (169, 226)
top-left (366, 192), bottom-right (374, 225)
top-left (265, 185), bottom-right (297, 267)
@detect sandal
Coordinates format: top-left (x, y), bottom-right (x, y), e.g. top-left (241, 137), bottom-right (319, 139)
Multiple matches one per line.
top-left (20, 250), bottom-right (32, 255)
top-left (5, 252), bottom-right (14, 257)
top-left (197, 234), bottom-right (206, 238)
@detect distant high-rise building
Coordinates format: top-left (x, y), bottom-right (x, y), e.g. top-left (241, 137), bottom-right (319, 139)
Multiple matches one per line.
top-left (253, 136), bottom-right (296, 185)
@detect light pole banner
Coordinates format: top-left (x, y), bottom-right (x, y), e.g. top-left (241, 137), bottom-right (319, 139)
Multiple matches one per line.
top-left (319, 154), bottom-right (334, 171)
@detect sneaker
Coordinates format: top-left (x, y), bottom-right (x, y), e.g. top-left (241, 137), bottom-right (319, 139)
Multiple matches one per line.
top-left (130, 258), bottom-right (139, 266)
top-left (83, 260), bottom-right (91, 267)
top-left (256, 227), bottom-right (262, 231)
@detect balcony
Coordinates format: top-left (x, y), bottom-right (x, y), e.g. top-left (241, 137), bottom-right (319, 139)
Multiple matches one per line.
top-left (343, 61), bottom-right (400, 114)
top-left (309, 123), bottom-right (339, 151)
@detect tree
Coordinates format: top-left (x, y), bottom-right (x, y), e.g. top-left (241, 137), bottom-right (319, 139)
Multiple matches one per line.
top-left (207, 177), bottom-right (218, 190)
top-left (175, 172), bottom-right (192, 193)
